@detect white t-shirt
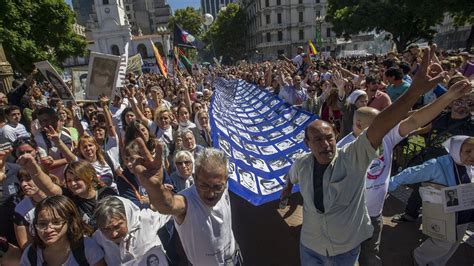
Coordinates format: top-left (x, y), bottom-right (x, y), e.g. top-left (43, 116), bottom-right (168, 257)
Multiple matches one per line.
top-left (110, 98), bottom-right (129, 131)
top-left (20, 237), bottom-right (105, 266)
top-left (2, 123), bottom-right (30, 142)
top-left (175, 186), bottom-right (236, 266)
top-left (292, 54), bottom-right (303, 70)
top-left (14, 197), bottom-right (36, 235)
top-left (104, 134), bottom-right (120, 171)
top-left (336, 123), bottom-right (404, 217)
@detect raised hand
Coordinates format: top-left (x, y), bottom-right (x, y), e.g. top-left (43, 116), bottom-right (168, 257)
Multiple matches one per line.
top-left (332, 70), bottom-right (345, 89)
top-left (16, 153), bottom-right (40, 175)
top-left (99, 95), bottom-right (110, 107)
top-left (446, 79), bottom-right (473, 100)
top-left (43, 125), bottom-right (60, 142)
top-left (126, 138), bottom-right (164, 187)
top-left (410, 44), bottom-right (447, 95)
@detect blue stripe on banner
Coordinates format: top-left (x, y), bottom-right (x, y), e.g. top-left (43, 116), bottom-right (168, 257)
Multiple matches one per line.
top-left (209, 79), bottom-right (319, 206)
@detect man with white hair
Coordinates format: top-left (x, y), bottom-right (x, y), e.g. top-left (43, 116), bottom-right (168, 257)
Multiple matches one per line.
top-left (127, 140), bottom-right (242, 265)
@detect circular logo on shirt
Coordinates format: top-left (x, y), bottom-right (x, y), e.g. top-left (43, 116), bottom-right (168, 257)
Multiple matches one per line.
top-left (367, 156), bottom-right (385, 180)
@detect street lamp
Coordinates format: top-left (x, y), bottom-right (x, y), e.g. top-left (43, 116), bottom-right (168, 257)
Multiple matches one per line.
top-left (315, 15), bottom-right (324, 53)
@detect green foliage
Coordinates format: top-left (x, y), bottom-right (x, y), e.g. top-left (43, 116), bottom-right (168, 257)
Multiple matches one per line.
top-left (0, 0), bottom-right (87, 72)
top-left (444, 0), bottom-right (474, 26)
top-left (203, 3), bottom-right (246, 64)
top-left (168, 7), bottom-right (203, 37)
top-left (327, 0), bottom-right (447, 52)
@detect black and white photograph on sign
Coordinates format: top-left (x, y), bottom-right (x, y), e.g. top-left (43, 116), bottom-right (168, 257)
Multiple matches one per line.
top-left (258, 177), bottom-right (282, 195)
top-left (238, 168), bottom-right (259, 194)
top-left (261, 125), bottom-right (273, 131)
top-left (259, 145), bottom-right (278, 155)
top-left (135, 246), bottom-right (167, 266)
top-left (71, 68), bottom-right (88, 100)
top-left (218, 137), bottom-right (231, 155)
top-left (250, 157), bottom-right (270, 172)
top-left (244, 143), bottom-right (259, 153)
top-left (294, 130), bottom-right (305, 141)
top-left (288, 149), bottom-right (306, 162)
top-left (294, 114), bottom-right (310, 125)
top-left (241, 118), bottom-right (252, 124)
top-left (251, 135), bottom-right (268, 142)
top-left (268, 131), bottom-right (283, 140)
top-left (86, 52), bottom-right (121, 100)
top-left (254, 102), bottom-right (263, 109)
top-left (269, 99), bottom-right (279, 107)
top-left (276, 139), bottom-right (295, 151)
top-left (35, 61), bottom-right (73, 100)
top-left (273, 117), bottom-right (286, 127)
top-left (233, 149), bottom-right (247, 162)
top-left (269, 157), bottom-right (290, 170)
top-left (248, 112), bottom-right (258, 118)
top-left (445, 189), bottom-right (459, 207)
top-left (282, 125), bottom-right (296, 134)
top-left (230, 134), bottom-right (242, 148)
top-left (228, 162), bottom-right (238, 181)
top-left (247, 126), bottom-right (259, 132)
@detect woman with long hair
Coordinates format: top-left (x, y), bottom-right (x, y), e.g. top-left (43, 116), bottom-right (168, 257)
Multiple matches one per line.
top-left (20, 195), bottom-right (106, 265)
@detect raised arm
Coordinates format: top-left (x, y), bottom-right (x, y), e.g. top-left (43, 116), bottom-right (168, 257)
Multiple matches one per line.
top-left (126, 138), bottom-right (187, 222)
top-left (99, 96), bottom-right (118, 138)
top-left (44, 126), bottom-right (78, 163)
top-left (399, 79), bottom-right (471, 136)
top-left (16, 154), bottom-right (62, 196)
top-left (367, 45), bottom-right (446, 148)
top-left (126, 88), bottom-right (150, 124)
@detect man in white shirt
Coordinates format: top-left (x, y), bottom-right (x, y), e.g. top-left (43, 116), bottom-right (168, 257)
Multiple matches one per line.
top-left (2, 105), bottom-right (30, 142)
top-left (126, 141), bottom-right (241, 266)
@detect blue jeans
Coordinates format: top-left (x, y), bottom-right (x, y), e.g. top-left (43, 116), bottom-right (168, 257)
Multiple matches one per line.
top-left (300, 243), bottom-right (361, 266)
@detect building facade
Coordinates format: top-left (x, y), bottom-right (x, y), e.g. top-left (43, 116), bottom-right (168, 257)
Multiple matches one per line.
top-left (433, 15), bottom-right (471, 51)
top-left (241, 0), bottom-right (336, 61)
top-left (72, 0), bottom-right (95, 26)
top-left (201, 0), bottom-right (235, 18)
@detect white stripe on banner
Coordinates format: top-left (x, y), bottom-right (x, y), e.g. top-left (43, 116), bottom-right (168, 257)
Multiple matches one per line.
top-left (113, 42), bottom-right (129, 98)
top-left (210, 79), bottom-right (318, 205)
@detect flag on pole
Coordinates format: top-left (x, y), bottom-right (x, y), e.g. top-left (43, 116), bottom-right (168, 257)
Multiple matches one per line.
top-left (151, 40), bottom-right (168, 78)
top-left (316, 31), bottom-right (323, 48)
top-left (113, 42), bottom-right (129, 98)
top-left (308, 40), bottom-right (317, 56)
top-left (177, 48), bottom-right (193, 76)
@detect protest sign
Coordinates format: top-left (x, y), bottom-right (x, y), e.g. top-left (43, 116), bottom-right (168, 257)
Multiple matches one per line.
top-left (71, 68), bottom-right (88, 100)
top-left (127, 53), bottom-right (144, 75)
top-left (210, 79), bottom-right (317, 205)
top-left (35, 61), bottom-right (74, 100)
top-left (442, 183), bottom-right (474, 213)
top-left (86, 52), bottom-right (121, 100)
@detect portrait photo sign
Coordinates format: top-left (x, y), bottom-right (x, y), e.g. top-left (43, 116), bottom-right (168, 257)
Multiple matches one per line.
top-left (35, 61), bottom-right (74, 100)
top-left (86, 52), bottom-right (121, 100)
top-left (71, 68), bottom-right (88, 101)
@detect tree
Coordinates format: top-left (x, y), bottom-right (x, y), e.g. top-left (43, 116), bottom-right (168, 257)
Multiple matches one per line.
top-left (168, 7), bottom-right (203, 37)
top-left (203, 3), bottom-right (246, 64)
top-left (445, 0), bottom-right (474, 52)
top-left (327, 0), bottom-right (447, 52)
top-left (0, 0), bottom-right (87, 73)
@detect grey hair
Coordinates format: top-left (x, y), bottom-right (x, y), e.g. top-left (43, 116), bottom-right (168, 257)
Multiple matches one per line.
top-left (194, 148), bottom-right (228, 177)
top-left (174, 150), bottom-right (194, 167)
top-left (94, 196), bottom-right (126, 229)
top-left (179, 129), bottom-right (194, 138)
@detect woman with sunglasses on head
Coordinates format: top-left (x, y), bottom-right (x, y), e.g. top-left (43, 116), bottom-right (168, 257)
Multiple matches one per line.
top-left (20, 195), bottom-right (106, 266)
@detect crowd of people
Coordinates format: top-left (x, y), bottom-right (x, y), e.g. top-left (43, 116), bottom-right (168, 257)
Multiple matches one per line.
top-left (0, 42), bottom-right (472, 266)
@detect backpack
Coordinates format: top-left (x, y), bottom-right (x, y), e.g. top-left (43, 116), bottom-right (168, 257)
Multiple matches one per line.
top-left (27, 238), bottom-right (88, 266)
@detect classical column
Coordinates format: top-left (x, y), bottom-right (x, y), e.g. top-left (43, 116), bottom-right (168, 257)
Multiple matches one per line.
top-left (0, 43), bottom-right (14, 94)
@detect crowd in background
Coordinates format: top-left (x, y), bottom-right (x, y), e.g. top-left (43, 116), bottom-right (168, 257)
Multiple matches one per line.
top-left (0, 43), bottom-right (472, 265)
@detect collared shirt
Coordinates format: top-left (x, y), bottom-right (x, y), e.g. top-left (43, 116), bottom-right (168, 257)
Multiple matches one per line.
top-left (288, 132), bottom-right (377, 256)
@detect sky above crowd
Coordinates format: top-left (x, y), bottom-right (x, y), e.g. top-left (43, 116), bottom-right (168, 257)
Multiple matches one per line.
top-left (65, 0), bottom-right (201, 12)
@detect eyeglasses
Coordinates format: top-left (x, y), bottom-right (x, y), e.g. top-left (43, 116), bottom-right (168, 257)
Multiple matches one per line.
top-left (196, 182), bottom-right (226, 193)
top-left (35, 220), bottom-right (66, 231)
top-left (176, 160), bottom-right (192, 166)
top-left (453, 99), bottom-right (473, 107)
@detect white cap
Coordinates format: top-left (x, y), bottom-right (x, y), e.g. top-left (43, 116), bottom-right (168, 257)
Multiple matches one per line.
top-left (346, 90), bottom-right (367, 105)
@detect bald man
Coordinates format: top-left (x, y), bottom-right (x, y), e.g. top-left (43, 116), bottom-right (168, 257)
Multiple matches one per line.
top-left (279, 45), bottom-right (449, 265)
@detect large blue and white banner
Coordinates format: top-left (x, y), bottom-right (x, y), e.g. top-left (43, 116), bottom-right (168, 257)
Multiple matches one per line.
top-left (210, 79), bottom-right (317, 205)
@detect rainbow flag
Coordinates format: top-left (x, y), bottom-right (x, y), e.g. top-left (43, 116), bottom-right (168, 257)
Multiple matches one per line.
top-left (308, 40), bottom-right (318, 56)
top-left (151, 40), bottom-right (168, 78)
